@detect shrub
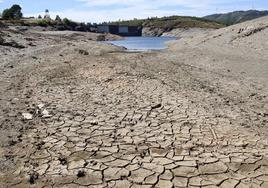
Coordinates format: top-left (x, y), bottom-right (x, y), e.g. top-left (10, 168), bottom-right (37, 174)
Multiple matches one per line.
top-left (62, 18), bottom-right (78, 28)
top-left (37, 19), bottom-right (50, 27)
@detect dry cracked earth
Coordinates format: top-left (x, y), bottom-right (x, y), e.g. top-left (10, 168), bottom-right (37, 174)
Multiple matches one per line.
top-left (0, 29), bottom-right (268, 188)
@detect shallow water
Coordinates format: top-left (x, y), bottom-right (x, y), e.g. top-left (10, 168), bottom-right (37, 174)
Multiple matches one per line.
top-left (107, 36), bottom-right (176, 51)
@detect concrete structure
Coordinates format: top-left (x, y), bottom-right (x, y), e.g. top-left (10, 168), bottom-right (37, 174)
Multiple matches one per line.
top-left (97, 25), bottom-right (109, 33)
top-left (119, 26), bottom-right (128, 34)
top-left (97, 25), bottom-right (142, 36)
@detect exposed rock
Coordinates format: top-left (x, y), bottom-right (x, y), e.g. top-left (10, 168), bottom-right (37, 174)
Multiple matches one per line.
top-left (41, 109), bottom-right (52, 118)
top-left (96, 35), bottom-right (106, 41)
top-left (77, 169), bottom-right (86, 178)
top-left (78, 49), bottom-right (89, 55)
top-left (152, 103), bottom-right (162, 109)
top-left (58, 155), bottom-right (67, 165)
top-left (22, 113), bottom-right (33, 120)
top-left (29, 171), bottom-right (39, 184)
top-left (142, 27), bottom-right (165, 37)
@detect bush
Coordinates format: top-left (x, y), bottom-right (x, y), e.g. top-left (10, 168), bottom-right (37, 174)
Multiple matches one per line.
top-left (62, 18), bottom-right (78, 29)
top-left (2, 4), bottom-right (23, 20)
top-left (37, 19), bottom-right (50, 27)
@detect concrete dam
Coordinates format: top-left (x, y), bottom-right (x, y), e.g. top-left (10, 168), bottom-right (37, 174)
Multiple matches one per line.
top-left (97, 25), bottom-right (142, 36)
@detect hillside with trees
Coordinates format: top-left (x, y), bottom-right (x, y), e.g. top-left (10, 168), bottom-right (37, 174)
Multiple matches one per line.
top-left (0, 4), bottom-right (94, 32)
top-left (106, 16), bottom-right (224, 36)
top-left (204, 10), bottom-right (268, 25)
top-left (107, 16), bottom-right (224, 29)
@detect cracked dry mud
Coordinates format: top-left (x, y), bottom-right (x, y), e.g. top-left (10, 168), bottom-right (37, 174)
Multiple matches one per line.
top-left (0, 20), bottom-right (268, 188)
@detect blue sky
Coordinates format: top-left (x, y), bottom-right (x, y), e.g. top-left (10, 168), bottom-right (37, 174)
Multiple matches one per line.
top-left (0, 0), bottom-right (268, 22)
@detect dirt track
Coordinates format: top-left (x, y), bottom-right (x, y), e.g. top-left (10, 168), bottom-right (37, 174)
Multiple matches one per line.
top-left (0, 17), bottom-right (268, 188)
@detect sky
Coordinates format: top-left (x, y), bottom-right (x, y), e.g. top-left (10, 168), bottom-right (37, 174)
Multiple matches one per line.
top-left (0, 0), bottom-right (268, 23)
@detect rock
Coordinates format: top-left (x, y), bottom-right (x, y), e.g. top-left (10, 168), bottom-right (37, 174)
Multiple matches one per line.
top-left (42, 109), bottom-right (52, 118)
top-left (0, 36), bottom-right (4, 45)
top-left (142, 27), bottom-right (165, 37)
top-left (0, 39), bottom-right (25, 49)
top-left (75, 26), bottom-right (87, 32)
top-left (37, 103), bottom-right (45, 109)
top-left (22, 113), bottom-right (33, 120)
top-left (15, 26), bottom-right (29, 32)
top-left (96, 35), bottom-right (106, 41)
top-left (29, 171), bottom-right (39, 184)
top-left (152, 103), bottom-right (162, 109)
top-left (77, 169), bottom-right (86, 178)
top-left (58, 155), bottom-right (67, 165)
top-left (78, 49), bottom-right (89, 55)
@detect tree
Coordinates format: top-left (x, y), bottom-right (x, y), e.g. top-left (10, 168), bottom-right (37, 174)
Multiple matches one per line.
top-left (62, 18), bottom-right (71, 25)
top-left (55, 15), bottom-right (61, 22)
top-left (2, 4), bottom-right (23, 20)
top-left (38, 15), bottom-right (42, 19)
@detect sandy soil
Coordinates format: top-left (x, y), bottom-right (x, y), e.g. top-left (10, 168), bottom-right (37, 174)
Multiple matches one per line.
top-left (0, 17), bottom-right (267, 188)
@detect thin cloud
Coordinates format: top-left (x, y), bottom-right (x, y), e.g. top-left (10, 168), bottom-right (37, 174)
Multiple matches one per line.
top-left (26, 0), bottom-right (261, 22)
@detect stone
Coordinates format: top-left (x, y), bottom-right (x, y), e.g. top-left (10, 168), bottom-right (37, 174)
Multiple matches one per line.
top-left (29, 171), bottom-right (39, 184)
top-left (78, 49), bottom-right (89, 55)
top-left (42, 109), bottom-right (52, 118)
top-left (37, 103), bottom-right (45, 109)
top-left (22, 112), bottom-right (33, 120)
top-left (77, 169), bottom-right (86, 177)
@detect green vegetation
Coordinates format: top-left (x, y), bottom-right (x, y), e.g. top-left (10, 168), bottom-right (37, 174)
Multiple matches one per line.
top-left (107, 16), bottom-right (224, 29)
top-left (37, 19), bottom-right (52, 27)
top-left (204, 10), bottom-right (268, 26)
top-left (1, 4), bottom-right (23, 20)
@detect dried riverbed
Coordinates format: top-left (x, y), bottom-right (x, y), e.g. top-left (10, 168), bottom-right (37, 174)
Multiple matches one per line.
top-left (0, 18), bottom-right (268, 188)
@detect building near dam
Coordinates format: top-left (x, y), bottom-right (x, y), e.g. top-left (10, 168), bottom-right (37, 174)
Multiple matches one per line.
top-left (97, 25), bottom-right (142, 36)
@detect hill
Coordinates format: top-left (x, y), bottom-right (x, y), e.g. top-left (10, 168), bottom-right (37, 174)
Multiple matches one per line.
top-left (109, 16), bottom-right (223, 28)
top-left (108, 16), bottom-right (224, 36)
top-left (204, 10), bottom-right (268, 25)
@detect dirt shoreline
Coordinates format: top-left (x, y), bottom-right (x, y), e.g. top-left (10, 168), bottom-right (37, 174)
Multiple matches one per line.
top-left (0, 17), bottom-right (267, 188)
